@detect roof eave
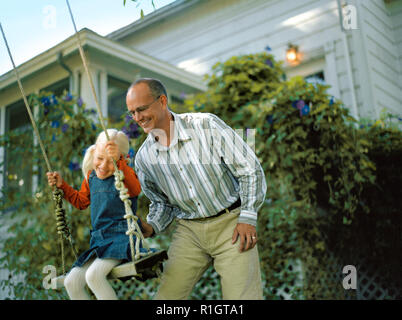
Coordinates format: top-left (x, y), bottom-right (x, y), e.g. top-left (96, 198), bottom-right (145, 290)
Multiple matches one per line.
top-left (0, 28), bottom-right (206, 92)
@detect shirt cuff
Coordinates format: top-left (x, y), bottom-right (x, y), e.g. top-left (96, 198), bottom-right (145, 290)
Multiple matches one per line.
top-left (147, 220), bottom-right (160, 235)
top-left (238, 210), bottom-right (258, 227)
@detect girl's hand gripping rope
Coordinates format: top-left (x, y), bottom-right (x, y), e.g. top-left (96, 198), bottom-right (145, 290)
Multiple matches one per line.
top-left (47, 172), bottom-right (63, 188)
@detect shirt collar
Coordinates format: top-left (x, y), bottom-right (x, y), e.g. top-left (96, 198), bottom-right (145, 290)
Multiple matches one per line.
top-left (150, 111), bottom-right (191, 152)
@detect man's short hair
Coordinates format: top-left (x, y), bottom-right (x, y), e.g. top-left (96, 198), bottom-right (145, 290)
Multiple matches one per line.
top-left (129, 78), bottom-right (168, 101)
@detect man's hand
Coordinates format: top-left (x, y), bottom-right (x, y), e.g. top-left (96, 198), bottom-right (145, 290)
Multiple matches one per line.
top-left (232, 223), bottom-right (258, 252)
top-left (140, 219), bottom-right (155, 238)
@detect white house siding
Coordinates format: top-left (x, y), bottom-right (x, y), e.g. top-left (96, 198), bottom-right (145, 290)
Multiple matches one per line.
top-left (388, 0), bottom-right (402, 98)
top-left (110, 0), bottom-right (402, 119)
top-left (115, 0), bottom-right (342, 76)
top-left (354, 0), bottom-right (402, 118)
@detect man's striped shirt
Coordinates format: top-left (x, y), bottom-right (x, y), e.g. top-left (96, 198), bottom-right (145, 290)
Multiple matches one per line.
top-left (134, 112), bottom-right (267, 233)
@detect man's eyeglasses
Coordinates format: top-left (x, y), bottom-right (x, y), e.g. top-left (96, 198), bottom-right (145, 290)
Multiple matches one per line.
top-left (126, 95), bottom-right (161, 118)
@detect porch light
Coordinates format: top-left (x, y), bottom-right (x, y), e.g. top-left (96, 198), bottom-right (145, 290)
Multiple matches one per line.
top-left (286, 44), bottom-right (301, 65)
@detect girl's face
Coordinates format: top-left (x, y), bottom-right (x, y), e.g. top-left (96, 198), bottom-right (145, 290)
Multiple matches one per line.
top-left (93, 144), bottom-right (115, 179)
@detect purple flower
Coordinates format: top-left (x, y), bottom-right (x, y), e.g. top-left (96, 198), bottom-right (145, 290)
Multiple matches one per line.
top-left (296, 100), bottom-right (305, 110)
top-left (266, 115), bottom-right (274, 124)
top-left (131, 129), bottom-right (140, 139)
top-left (128, 148), bottom-right (135, 158)
top-left (292, 99), bottom-right (306, 110)
top-left (61, 123), bottom-right (69, 133)
top-left (51, 121), bottom-right (60, 128)
top-left (51, 95), bottom-right (58, 105)
top-left (68, 161), bottom-right (80, 171)
top-left (77, 97), bottom-right (83, 108)
top-left (44, 107), bottom-right (50, 116)
top-left (329, 97), bottom-right (334, 106)
top-left (180, 92), bottom-right (187, 99)
top-left (41, 96), bottom-right (51, 107)
top-left (125, 114), bottom-right (132, 123)
top-left (129, 122), bottom-right (138, 131)
top-left (265, 45), bottom-right (272, 52)
top-left (64, 93), bottom-right (73, 101)
top-left (51, 134), bottom-right (56, 143)
top-left (265, 59), bottom-right (273, 68)
top-left (123, 122), bottom-right (140, 139)
top-left (83, 109), bottom-right (95, 115)
top-left (91, 123), bottom-right (97, 131)
top-left (300, 104), bottom-right (310, 117)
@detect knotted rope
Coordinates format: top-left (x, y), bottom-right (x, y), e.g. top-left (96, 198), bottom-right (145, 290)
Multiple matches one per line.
top-left (53, 189), bottom-right (78, 263)
top-left (114, 170), bottom-right (149, 261)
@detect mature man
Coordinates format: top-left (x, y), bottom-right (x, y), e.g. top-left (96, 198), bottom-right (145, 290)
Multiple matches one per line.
top-left (126, 78), bottom-right (266, 299)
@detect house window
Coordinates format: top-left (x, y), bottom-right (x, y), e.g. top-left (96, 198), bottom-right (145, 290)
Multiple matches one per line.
top-left (107, 76), bottom-right (130, 123)
top-left (286, 58), bottom-right (326, 85)
top-left (41, 77), bottom-right (70, 96)
top-left (3, 99), bottom-right (33, 201)
top-left (305, 71), bottom-right (325, 85)
top-left (170, 95), bottom-right (184, 106)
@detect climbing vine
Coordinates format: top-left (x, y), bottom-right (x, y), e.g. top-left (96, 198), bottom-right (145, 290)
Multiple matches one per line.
top-left (184, 51), bottom-right (400, 298)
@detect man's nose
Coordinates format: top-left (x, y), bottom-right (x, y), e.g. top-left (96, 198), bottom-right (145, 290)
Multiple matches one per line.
top-left (133, 111), bottom-right (143, 123)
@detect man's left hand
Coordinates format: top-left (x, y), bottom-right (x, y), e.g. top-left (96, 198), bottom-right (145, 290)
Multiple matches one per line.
top-left (232, 223), bottom-right (258, 252)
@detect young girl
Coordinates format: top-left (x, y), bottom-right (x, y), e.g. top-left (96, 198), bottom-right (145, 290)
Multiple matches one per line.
top-left (47, 129), bottom-right (142, 300)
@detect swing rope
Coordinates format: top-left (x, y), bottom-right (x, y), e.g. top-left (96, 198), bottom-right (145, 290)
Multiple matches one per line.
top-left (66, 0), bottom-right (149, 266)
top-left (0, 22), bottom-right (78, 275)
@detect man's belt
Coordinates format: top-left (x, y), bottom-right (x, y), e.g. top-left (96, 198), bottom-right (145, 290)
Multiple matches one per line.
top-left (214, 198), bottom-right (241, 218)
top-left (190, 198), bottom-right (241, 222)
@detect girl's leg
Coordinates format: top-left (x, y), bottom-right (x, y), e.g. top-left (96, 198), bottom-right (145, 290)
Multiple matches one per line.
top-left (85, 258), bottom-right (121, 300)
top-left (64, 261), bottom-right (92, 300)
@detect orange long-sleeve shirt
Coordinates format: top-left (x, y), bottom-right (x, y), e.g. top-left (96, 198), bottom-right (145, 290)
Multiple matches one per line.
top-left (59, 157), bottom-right (141, 210)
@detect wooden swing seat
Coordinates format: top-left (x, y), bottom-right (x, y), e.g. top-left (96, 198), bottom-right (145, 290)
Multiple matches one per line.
top-left (54, 249), bottom-right (168, 289)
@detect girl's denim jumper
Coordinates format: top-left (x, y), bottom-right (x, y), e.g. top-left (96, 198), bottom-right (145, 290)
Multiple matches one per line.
top-left (72, 170), bottom-right (141, 268)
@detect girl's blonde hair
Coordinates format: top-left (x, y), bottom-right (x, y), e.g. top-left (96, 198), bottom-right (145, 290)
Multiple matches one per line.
top-left (82, 129), bottom-right (129, 179)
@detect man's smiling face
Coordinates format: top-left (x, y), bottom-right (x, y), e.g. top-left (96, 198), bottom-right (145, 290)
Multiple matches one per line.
top-left (126, 82), bottom-right (165, 134)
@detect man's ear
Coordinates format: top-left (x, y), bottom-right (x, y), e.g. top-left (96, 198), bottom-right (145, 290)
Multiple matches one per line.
top-left (160, 94), bottom-right (168, 108)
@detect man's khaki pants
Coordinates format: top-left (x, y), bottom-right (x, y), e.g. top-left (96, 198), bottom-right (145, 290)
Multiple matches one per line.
top-left (154, 208), bottom-right (263, 300)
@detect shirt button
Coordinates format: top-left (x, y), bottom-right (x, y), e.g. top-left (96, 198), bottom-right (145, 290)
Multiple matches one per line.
top-left (197, 203), bottom-right (200, 206)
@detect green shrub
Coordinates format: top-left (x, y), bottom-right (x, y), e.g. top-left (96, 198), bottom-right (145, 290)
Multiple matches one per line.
top-left (184, 52), bottom-right (401, 299)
